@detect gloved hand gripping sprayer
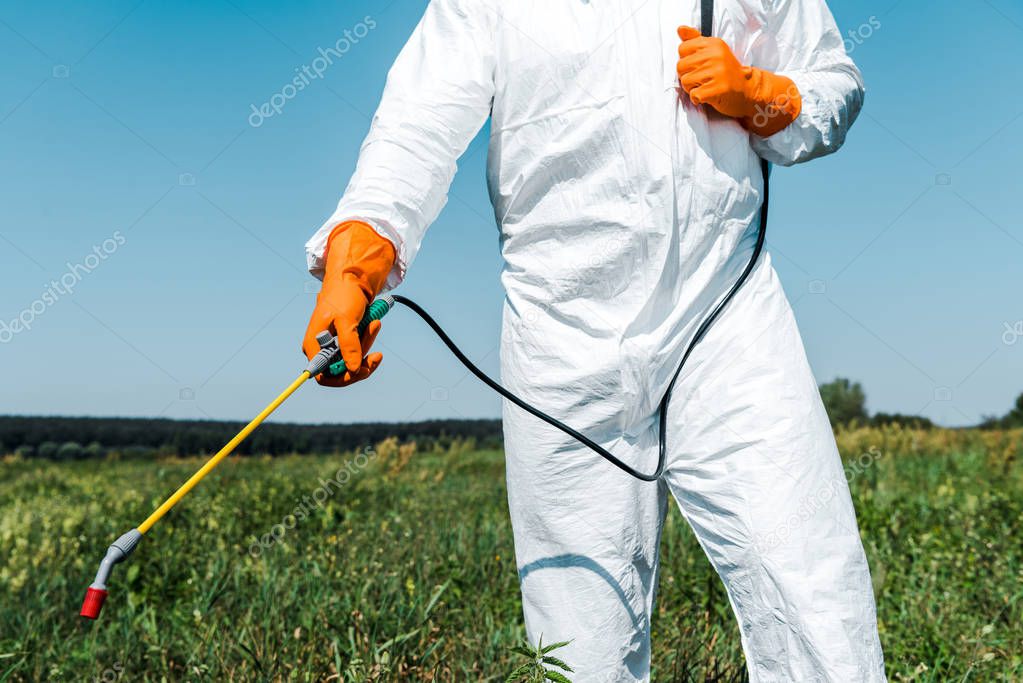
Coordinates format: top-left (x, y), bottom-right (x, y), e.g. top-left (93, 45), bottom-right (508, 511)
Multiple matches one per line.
top-left (79, 297), bottom-right (395, 619)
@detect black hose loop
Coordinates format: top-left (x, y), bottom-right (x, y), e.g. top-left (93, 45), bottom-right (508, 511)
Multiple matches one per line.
top-left (392, 158), bottom-right (769, 481)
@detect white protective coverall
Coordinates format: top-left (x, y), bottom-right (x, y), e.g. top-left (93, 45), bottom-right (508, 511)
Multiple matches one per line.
top-left (306, 0), bottom-right (885, 680)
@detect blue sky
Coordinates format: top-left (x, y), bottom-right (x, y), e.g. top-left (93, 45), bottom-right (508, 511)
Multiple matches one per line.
top-left (0, 0), bottom-right (1020, 428)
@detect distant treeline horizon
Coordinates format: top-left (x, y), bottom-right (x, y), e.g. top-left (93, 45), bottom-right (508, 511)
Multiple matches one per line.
top-left (0, 415), bottom-right (503, 460)
top-left (2, 379), bottom-right (1020, 461)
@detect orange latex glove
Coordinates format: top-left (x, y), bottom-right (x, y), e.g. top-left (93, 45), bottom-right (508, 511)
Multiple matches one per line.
top-left (676, 26), bottom-right (801, 138)
top-left (302, 220), bottom-right (396, 387)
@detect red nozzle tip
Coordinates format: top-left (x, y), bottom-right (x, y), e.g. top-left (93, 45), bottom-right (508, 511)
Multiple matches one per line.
top-left (80, 587), bottom-right (108, 619)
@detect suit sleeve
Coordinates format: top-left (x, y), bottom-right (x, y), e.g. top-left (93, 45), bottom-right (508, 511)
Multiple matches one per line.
top-left (749, 0), bottom-right (865, 166)
top-left (306, 0), bottom-right (497, 288)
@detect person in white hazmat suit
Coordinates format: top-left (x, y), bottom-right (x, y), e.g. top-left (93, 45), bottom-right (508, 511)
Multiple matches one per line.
top-left (302, 0), bottom-right (886, 680)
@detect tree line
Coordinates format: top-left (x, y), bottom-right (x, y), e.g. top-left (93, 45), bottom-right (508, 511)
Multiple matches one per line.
top-left (819, 378), bottom-right (1023, 430)
top-left (0, 416), bottom-right (502, 461)
top-left (2, 382), bottom-right (1019, 461)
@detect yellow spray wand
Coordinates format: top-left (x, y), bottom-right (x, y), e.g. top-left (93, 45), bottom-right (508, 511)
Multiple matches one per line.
top-left (79, 296), bottom-right (394, 620)
top-left (138, 371), bottom-right (309, 533)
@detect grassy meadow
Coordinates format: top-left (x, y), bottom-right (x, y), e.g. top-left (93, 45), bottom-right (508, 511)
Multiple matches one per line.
top-left (0, 426), bottom-right (1021, 681)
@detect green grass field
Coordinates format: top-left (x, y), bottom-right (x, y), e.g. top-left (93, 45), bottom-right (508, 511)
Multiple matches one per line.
top-left (1, 427), bottom-right (1021, 681)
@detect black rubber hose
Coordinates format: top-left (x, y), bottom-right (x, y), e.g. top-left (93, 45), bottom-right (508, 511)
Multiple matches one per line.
top-left (392, 158), bottom-right (769, 482)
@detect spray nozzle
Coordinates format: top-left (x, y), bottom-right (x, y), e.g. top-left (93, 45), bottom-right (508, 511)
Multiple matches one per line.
top-left (80, 528), bottom-right (142, 620)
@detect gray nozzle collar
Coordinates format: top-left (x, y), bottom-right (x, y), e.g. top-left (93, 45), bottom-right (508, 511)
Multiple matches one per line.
top-left (90, 528), bottom-right (142, 590)
top-left (305, 332), bottom-right (339, 377)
